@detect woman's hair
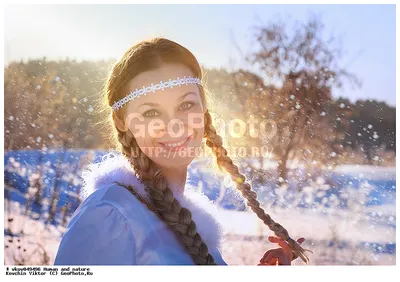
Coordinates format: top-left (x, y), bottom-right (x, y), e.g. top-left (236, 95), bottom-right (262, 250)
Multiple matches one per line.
top-left (102, 37), bottom-right (308, 265)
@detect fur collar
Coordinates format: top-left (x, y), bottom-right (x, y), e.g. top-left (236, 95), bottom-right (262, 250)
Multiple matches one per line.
top-left (80, 153), bottom-right (226, 252)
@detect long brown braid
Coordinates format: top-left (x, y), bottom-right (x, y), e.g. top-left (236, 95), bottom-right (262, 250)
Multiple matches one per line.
top-left (203, 111), bottom-right (309, 263)
top-left (115, 125), bottom-right (217, 265)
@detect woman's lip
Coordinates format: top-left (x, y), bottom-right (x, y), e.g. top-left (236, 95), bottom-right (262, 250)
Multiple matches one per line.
top-left (158, 135), bottom-right (193, 151)
top-left (158, 135), bottom-right (192, 145)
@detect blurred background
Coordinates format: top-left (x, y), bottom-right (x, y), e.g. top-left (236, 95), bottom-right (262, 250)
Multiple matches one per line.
top-left (3, 4), bottom-right (396, 265)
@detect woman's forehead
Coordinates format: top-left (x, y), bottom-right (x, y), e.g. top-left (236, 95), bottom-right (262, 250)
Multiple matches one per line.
top-left (127, 63), bottom-right (195, 90)
top-left (124, 64), bottom-right (201, 109)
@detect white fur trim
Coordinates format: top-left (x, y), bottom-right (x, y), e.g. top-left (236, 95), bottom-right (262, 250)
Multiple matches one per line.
top-left (80, 153), bottom-right (226, 252)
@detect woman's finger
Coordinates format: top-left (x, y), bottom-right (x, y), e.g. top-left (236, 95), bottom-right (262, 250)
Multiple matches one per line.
top-left (264, 257), bottom-right (289, 266)
top-left (258, 260), bottom-right (278, 266)
top-left (297, 238), bottom-right (306, 245)
top-left (260, 249), bottom-right (289, 265)
top-left (260, 249), bottom-right (273, 262)
top-left (260, 248), bottom-right (279, 263)
top-left (268, 236), bottom-right (292, 261)
top-left (269, 236), bottom-right (306, 261)
top-left (259, 258), bottom-right (285, 266)
top-left (266, 258), bottom-right (279, 266)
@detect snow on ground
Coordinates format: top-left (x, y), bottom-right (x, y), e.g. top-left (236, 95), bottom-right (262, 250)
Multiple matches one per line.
top-left (4, 150), bottom-right (396, 265)
top-left (4, 198), bottom-right (395, 265)
top-left (217, 206), bottom-right (395, 265)
top-left (216, 205), bottom-right (395, 244)
top-left (4, 200), bottom-right (66, 265)
top-left (221, 234), bottom-right (395, 265)
top-left (333, 165), bottom-right (396, 180)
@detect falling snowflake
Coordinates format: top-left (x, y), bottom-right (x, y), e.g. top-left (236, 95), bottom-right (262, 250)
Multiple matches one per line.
top-left (9, 116), bottom-right (14, 121)
top-left (290, 95), bottom-right (295, 99)
top-left (48, 134), bottom-right (54, 139)
top-left (295, 103), bottom-right (301, 109)
top-left (357, 133), bottom-right (362, 136)
top-left (339, 103), bottom-right (345, 108)
top-left (36, 85), bottom-right (41, 90)
top-left (368, 124), bottom-right (373, 129)
top-left (320, 112), bottom-right (326, 116)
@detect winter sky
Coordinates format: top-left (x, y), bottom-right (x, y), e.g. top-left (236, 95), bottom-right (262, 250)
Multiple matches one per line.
top-left (4, 4), bottom-right (396, 106)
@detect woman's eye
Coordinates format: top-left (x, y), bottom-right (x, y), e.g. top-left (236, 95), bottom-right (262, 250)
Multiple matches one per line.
top-left (143, 110), bottom-right (159, 117)
top-left (179, 102), bottom-right (194, 111)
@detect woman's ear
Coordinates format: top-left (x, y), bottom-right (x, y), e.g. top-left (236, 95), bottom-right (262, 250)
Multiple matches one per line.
top-left (113, 113), bottom-right (128, 132)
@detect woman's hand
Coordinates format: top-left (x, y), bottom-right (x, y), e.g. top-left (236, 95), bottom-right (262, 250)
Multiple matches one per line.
top-left (258, 236), bottom-right (305, 266)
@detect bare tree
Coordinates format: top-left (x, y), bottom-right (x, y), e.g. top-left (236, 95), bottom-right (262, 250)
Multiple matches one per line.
top-left (247, 15), bottom-right (359, 185)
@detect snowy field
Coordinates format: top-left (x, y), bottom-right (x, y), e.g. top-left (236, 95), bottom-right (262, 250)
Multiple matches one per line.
top-left (4, 150), bottom-right (396, 265)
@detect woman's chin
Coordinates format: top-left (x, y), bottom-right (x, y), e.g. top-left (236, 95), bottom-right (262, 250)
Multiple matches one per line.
top-left (153, 144), bottom-right (200, 168)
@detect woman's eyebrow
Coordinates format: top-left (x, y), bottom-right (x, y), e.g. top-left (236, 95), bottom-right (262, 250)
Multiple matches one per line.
top-left (138, 92), bottom-right (197, 109)
top-left (138, 102), bottom-right (159, 109)
top-left (177, 92), bottom-right (197, 101)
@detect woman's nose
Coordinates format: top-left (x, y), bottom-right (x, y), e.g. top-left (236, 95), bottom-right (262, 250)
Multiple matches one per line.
top-left (165, 117), bottom-right (186, 139)
top-left (151, 115), bottom-right (187, 138)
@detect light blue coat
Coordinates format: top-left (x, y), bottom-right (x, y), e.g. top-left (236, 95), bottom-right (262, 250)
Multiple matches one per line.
top-left (54, 154), bottom-right (227, 265)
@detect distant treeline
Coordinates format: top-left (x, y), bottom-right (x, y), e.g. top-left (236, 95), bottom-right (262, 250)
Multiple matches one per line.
top-left (4, 58), bottom-right (395, 166)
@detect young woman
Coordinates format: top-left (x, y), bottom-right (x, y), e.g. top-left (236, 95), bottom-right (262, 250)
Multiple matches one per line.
top-left (54, 37), bottom-right (308, 266)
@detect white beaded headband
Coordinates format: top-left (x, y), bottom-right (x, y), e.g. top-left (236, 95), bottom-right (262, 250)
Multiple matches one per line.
top-left (112, 76), bottom-right (202, 112)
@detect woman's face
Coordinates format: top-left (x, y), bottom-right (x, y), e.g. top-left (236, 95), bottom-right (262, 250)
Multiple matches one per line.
top-left (121, 63), bottom-right (206, 169)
